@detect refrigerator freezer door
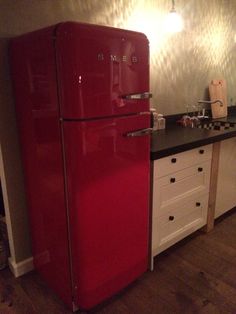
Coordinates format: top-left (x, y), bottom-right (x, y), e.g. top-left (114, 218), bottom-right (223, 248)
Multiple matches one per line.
top-left (63, 114), bottom-right (150, 309)
top-left (56, 22), bottom-right (149, 119)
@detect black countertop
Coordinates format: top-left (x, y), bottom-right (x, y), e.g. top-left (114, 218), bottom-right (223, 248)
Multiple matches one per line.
top-left (151, 115), bottom-right (236, 160)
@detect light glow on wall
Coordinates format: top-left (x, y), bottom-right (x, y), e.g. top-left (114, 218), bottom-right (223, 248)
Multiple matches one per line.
top-left (164, 10), bottom-right (183, 33)
top-left (126, 7), bottom-right (166, 52)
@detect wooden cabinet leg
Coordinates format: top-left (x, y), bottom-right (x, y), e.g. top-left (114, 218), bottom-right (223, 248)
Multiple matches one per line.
top-left (204, 142), bottom-right (220, 233)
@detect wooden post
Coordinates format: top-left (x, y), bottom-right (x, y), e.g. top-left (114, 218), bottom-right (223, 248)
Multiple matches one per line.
top-left (204, 141), bottom-right (221, 232)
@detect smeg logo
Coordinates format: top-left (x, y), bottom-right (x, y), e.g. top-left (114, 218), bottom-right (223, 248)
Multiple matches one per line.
top-left (97, 53), bottom-right (138, 63)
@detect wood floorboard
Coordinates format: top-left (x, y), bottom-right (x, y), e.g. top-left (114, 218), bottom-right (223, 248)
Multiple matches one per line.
top-left (143, 264), bottom-right (220, 313)
top-left (156, 251), bottom-right (236, 312)
top-left (174, 239), bottom-right (236, 290)
top-left (189, 232), bottom-right (236, 265)
top-left (118, 275), bottom-right (174, 314)
top-left (0, 210), bottom-right (235, 313)
top-left (18, 272), bottom-right (72, 314)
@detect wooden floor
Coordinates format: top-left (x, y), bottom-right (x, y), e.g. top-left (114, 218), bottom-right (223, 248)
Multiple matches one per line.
top-left (1, 209), bottom-right (236, 314)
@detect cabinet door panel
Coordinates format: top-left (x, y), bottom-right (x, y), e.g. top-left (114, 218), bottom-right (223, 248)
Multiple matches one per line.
top-left (215, 138), bottom-right (236, 218)
top-left (153, 161), bottom-right (211, 218)
top-left (152, 194), bottom-right (208, 255)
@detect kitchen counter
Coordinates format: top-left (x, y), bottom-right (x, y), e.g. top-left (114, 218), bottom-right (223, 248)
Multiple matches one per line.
top-left (151, 115), bottom-right (236, 160)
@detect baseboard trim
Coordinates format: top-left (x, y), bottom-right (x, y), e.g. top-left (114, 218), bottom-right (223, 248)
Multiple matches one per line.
top-left (8, 256), bottom-right (34, 277)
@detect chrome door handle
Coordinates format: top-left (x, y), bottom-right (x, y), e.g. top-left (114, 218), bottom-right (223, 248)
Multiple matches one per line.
top-left (121, 92), bottom-right (152, 100)
top-left (125, 128), bottom-right (153, 137)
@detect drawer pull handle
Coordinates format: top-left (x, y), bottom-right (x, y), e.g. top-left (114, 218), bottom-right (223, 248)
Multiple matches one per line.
top-left (170, 178), bottom-right (176, 183)
top-left (169, 216), bottom-right (175, 221)
top-left (199, 149), bottom-right (204, 154)
top-left (198, 167), bottom-right (203, 172)
top-left (171, 158), bottom-right (177, 163)
top-left (196, 202), bottom-right (201, 207)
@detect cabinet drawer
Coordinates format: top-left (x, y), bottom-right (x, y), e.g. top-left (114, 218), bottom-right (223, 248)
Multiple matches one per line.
top-left (154, 144), bottom-right (212, 179)
top-left (153, 160), bottom-right (211, 218)
top-left (152, 194), bottom-right (208, 256)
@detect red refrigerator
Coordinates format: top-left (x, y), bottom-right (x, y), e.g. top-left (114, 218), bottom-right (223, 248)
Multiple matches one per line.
top-left (10, 22), bottom-right (151, 311)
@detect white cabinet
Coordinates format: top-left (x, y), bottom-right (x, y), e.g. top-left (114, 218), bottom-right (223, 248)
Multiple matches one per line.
top-left (215, 137), bottom-right (236, 218)
top-left (152, 194), bottom-right (209, 255)
top-left (151, 145), bottom-right (212, 267)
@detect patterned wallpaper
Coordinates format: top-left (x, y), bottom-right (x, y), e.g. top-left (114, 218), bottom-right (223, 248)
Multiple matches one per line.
top-left (1, 0), bottom-right (236, 114)
top-left (80, 0), bottom-right (236, 115)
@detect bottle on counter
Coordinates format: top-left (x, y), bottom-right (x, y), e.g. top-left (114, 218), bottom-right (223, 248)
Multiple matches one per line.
top-left (157, 114), bottom-right (166, 130)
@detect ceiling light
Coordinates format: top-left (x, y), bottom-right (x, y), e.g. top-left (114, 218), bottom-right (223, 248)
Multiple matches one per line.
top-left (165, 0), bottom-right (183, 33)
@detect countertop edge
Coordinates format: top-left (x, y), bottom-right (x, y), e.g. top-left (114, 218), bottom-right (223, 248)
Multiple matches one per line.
top-left (151, 128), bottom-right (236, 160)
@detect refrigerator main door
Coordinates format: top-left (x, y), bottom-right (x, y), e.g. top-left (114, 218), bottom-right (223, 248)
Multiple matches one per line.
top-left (56, 22), bottom-right (150, 119)
top-left (63, 114), bottom-right (150, 309)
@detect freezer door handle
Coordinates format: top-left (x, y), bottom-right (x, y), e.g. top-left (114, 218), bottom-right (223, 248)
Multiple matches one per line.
top-left (124, 128), bottom-right (153, 137)
top-left (121, 92), bottom-right (152, 100)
